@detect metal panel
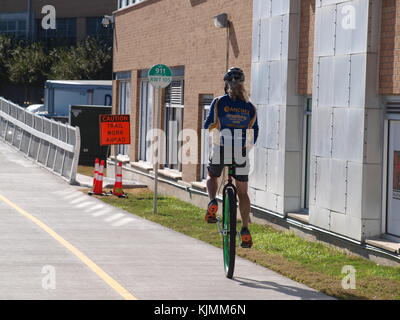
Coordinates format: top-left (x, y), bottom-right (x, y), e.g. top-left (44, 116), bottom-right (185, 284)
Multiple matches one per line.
top-left (330, 211), bottom-right (362, 240)
top-left (285, 106), bottom-right (302, 152)
top-left (349, 54), bottom-right (367, 108)
top-left (252, 21), bottom-right (261, 63)
top-left (365, 108), bottom-right (383, 164)
top-left (267, 149), bottom-right (284, 194)
top-left (314, 106), bottom-right (332, 157)
top-left (271, 0), bottom-right (290, 16)
top-left (335, 0), bottom-right (368, 55)
top-left (329, 159), bottom-right (347, 213)
top-left (259, 18), bottom-right (270, 62)
top-left (315, 157), bottom-right (331, 209)
top-left (362, 163), bottom-right (382, 220)
top-left (269, 16), bottom-right (282, 61)
top-left (255, 106), bottom-right (268, 148)
top-left (346, 161), bottom-right (363, 218)
top-left (259, 0), bottom-right (272, 20)
top-left (249, 147), bottom-right (268, 190)
top-left (309, 205), bottom-right (331, 230)
top-left (266, 105), bottom-right (280, 149)
top-left (332, 107), bottom-right (364, 162)
top-left (317, 57), bottom-right (334, 107)
top-left (284, 151), bottom-right (302, 197)
top-left (315, 5), bottom-right (336, 57)
top-left (333, 55), bottom-right (351, 107)
top-left (250, 61), bottom-right (269, 105)
top-left (269, 61), bottom-right (283, 105)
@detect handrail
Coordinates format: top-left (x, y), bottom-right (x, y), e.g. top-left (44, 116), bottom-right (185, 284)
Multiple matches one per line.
top-left (0, 97), bottom-right (81, 184)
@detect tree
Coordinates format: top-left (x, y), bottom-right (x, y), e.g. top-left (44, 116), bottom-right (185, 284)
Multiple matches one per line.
top-left (0, 35), bottom-right (17, 83)
top-left (7, 42), bottom-right (50, 85)
top-left (48, 37), bottom-right (112, 80)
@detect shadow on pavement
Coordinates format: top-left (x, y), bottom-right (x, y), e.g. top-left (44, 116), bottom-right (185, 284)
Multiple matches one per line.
top-left (232, 277), bottom-right (334, 300)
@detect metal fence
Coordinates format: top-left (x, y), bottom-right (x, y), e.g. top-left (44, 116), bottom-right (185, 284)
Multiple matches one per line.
top-left (0, 97), bottom-right (81, 184)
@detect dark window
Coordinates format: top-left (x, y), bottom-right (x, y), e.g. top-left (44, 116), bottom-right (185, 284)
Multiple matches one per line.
top-left (36, 18), bottom-right (77, 47)
top-left (0, 20), bottom-right (27, 38)
top-left (86, 17), bottom-right (113, 42)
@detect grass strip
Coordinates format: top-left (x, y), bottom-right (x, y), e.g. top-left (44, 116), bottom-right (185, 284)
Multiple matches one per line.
top-left (92, 188), bottom-right (400, 300)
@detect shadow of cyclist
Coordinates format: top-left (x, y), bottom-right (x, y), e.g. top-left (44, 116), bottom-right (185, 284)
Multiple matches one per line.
top-left (233, 277), bottom-right (335, 300)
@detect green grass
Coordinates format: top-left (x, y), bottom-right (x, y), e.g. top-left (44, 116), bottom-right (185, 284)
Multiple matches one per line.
top-left (93, 188), bottom-right (400, 300)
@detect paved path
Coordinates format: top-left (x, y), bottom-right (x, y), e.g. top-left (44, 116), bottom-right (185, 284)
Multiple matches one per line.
top-left (0, 141), bottom-right (332, 300)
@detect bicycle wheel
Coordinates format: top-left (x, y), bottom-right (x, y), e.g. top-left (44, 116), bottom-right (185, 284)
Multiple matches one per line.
top-left (222, 185), bottom-right (237, 279)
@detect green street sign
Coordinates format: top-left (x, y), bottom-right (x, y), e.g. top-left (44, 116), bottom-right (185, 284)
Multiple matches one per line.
top-left (148, 64), bottom-right (172, 89)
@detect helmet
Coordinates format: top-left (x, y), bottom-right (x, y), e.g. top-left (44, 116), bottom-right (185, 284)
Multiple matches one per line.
top-left (224, 67), bottom-right (245, 83)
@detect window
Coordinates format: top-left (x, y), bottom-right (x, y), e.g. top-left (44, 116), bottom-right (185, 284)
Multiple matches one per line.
top-left (138, 80), bottom-right (154, 162)
top-left (36, 18), bottom-right (77, 47)
top-left (118, 0), bottom-right (144, 9)
top-left (0, 19), bottom-right (27, 38)
top-left (164, 80), bottom-right (184, 171)
top-left (200, 95), bottom-right (214, 181)
top-left (387, 120), bottom-right (400, 237)
top-left (86, 17), bottom-right (113, 42)
top-left (117, 81), bottom-right (131, 157)
top-left (302, 97), bottom-right (312, 210)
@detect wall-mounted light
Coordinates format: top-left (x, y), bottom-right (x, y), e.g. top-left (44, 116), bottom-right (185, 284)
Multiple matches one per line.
top-left (213, 13), bottom-right (229, 28)
top-left (101, 15), bottom-right (115, 28)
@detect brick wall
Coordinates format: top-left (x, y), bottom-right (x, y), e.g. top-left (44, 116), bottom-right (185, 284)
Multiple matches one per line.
top-left (114, 0), bottom-right (253, 183)
top-left (298, 0), bottom-right (315, 96)
top-left (380, 0), bottom-right (398, 94)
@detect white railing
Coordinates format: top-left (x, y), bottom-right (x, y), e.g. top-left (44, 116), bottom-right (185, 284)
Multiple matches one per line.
top-left (0, 97), bottom-right (81, 184)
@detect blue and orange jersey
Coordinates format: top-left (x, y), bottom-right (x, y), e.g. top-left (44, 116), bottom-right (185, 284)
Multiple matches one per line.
top-left (204, 94), bottom-right (259, 147)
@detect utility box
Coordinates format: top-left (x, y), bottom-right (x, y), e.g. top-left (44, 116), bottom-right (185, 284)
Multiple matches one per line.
top-left (70, 105), bottom-right (112, 165)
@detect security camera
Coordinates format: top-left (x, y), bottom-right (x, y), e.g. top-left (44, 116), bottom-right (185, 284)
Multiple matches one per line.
top-left (101, 15), bottom-right (114, 28)
top-left (214, 13), bottom-right (229, 28)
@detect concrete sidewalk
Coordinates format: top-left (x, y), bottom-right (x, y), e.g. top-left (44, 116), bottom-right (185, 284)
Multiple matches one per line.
top-left (0, 141), bottom-right (333, 300)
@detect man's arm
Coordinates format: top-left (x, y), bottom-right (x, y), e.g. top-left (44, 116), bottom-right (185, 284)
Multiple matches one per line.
top-left (204, 98), bottom-right (220, 130)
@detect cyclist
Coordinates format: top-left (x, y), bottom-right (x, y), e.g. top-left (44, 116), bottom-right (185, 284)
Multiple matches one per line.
top-left (204, 67), bottom-right (259, 249)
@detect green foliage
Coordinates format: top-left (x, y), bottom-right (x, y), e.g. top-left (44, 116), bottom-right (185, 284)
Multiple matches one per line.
top-left (48, 37), bottom-right (112, 80)
top-left (7, 42), bottom-right (50, 84)
top-left (0, 35), bottom-right (112, 85)
top-left (0, 35), bottom-right (17, 83)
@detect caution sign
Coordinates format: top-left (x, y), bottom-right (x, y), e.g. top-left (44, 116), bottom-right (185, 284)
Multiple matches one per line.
top-left (99, 114), bottom-right (131, 146)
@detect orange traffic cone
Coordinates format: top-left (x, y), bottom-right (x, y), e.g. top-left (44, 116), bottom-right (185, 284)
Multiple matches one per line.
top-left (113, 162), bottom-right (127, 198)
top-left (89, 160), bottom-right (106, 196)
top-left (93, 158), bottom-right (99, 189)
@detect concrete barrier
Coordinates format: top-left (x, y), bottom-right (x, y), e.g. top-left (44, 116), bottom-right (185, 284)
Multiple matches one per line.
top-left (0, 97), bottom-right (80, 184)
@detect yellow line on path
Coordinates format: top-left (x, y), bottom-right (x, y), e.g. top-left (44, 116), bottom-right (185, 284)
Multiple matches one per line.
top-left (0, 193), bottom-right (138, 300)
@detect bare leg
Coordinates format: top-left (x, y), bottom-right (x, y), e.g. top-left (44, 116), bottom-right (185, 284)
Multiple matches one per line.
top-left (235, 180), bottom-right (250, 229)
top-left (206, 174), bottom-right (219, 201)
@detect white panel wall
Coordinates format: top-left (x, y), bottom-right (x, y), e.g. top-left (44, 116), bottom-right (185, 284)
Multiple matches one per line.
top-left (309, 0), bottom-right (383, 241)
top-left (251, 0), bottom-right (302, 215)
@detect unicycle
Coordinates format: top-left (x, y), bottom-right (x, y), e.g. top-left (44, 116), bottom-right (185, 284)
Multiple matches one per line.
top-left (217, 165), bottom-right (238, 279)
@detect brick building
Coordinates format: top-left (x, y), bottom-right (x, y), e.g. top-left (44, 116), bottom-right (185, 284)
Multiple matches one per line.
top-left (0, 0), bottom-right (115, 45)
top-left (112, 0), bottom-right (400, 263)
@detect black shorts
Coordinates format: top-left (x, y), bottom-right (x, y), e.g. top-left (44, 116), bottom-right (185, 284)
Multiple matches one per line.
top-left (207, 146), bottom-right (250, 182)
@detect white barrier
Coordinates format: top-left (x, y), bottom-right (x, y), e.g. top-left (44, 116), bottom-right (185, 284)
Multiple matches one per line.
top-left (0, 97), bottom-right (81, 184)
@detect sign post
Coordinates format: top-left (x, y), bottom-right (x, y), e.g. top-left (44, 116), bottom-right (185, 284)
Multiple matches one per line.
top-left (148, 64), bottom-right (172, 214)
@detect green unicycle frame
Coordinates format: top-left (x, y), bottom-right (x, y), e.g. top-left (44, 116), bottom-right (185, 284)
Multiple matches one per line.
top-left (220, 166), bottom-right (238, 279)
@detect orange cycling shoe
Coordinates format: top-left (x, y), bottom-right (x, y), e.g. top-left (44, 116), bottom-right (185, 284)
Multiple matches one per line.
top-left (240, 227), bottom-right (253, 248)
top-left (205, 199), bottom-right (218, 224)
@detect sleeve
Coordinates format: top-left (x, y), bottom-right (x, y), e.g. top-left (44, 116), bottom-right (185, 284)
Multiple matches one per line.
top-left (204, 98), bottom-right (219, 130)
top-left (249, 104), bottom-right (259, 144)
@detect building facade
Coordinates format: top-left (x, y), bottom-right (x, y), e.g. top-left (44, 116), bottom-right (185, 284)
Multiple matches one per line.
top-left (112, 0), bottom-right (400, 262)
top-left (0, 0), bottom-right (115, 45)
